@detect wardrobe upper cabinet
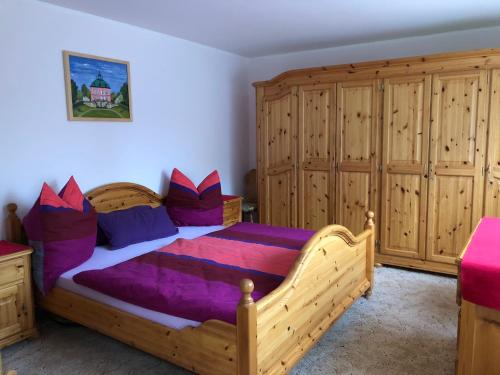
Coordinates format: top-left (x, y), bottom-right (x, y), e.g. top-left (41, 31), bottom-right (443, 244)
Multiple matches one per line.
top-left (485, 69), bottom-right (500, 216)
top-left (298, 84), bottom-right (336, 230)
top-left (336, 80), bottom-right (381, 235)
top-left (380, 75), bottom-right (432, 260)
top-left (427, 70), bottom-right (489, 264)
top-left (257, 87), bottom-right (298, 227)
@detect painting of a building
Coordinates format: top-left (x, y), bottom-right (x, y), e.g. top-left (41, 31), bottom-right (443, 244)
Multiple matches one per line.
top-left (64, 51), bottom-right (131, 121)
top-left (90, 72), bottom-right (112, 102)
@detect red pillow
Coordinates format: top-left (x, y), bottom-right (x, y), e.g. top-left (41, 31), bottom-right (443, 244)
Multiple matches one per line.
top-left (165, 168), bottom-right (223, 226)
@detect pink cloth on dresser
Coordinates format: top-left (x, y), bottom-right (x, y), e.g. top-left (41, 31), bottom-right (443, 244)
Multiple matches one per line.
top-left (461, 217), bottom-right (500, 311)
top-left (0, 241), bottom-right (29, 257)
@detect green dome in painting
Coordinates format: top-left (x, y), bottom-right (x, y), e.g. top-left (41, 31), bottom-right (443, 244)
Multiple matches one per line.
top-left (90, 72), bottom-right (110, 89)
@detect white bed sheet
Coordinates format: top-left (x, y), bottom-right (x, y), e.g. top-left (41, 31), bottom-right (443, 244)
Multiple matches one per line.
top-left (56, 225), bottom-right (224, 330)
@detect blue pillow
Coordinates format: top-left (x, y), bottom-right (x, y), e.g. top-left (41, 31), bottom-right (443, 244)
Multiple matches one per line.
top-left (98, 205), bottom-right (178, 250)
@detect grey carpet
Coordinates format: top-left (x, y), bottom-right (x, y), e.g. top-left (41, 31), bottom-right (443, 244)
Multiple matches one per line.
top-left (2, 267), bottom-right (458, 375)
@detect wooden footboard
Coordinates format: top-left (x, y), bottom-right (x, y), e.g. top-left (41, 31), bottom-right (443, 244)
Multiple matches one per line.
top-left (237, 211), bottom-right (375, 375)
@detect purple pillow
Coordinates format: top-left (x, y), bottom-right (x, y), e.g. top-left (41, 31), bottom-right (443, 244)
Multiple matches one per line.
top-left (95, 225), bottom-right (108, 246)
top-left (98, 205), bottom-right (178, 250)
top-left (165, 168), bottom-right (223, 226)
top-left (23, 179), bottom-right (97, 295)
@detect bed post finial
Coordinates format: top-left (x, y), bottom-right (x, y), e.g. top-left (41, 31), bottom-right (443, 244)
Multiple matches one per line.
top-left (364, 211), bottom-right (375, 229)
top-left (6, 203), bottom-right (24, 244)
top-left (364, 210), bottom-right (375, 298)
top-left (237, 279), bottom-right (257, 375)
top-left (239, 279), bottom-right (254, 305)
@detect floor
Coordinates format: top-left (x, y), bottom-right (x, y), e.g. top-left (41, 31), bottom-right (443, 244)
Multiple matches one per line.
top-left (2, 267), bottom-right (458, 375)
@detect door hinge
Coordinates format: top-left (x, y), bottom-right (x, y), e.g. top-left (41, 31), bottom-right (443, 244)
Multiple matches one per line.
top-left (378, 165), bottom-right (383, 172)
top-left (379, 83), bottom-right (384, 92)
top-left (375, 240), bottom-right (381, 250)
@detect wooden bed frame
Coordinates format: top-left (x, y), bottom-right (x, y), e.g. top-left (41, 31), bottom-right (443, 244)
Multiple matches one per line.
top-left (7, 182), bottom-right (375, 375)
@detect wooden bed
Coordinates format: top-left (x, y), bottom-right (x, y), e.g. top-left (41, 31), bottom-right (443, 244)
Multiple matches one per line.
top-left (7, 182), bottom-right (375, 375)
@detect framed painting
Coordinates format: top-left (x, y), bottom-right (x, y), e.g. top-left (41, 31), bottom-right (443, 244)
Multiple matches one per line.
top-left (63, 51), bottom-right (132, 121)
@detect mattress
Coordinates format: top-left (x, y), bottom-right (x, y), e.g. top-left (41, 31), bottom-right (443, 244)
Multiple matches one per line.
top-left (56, 225), bottom-right (224, 330)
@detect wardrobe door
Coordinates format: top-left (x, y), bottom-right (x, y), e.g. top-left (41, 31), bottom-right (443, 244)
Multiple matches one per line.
top-left (427, 71), bottom-right (489, 264)
top-left (380, 75), bottom-right (431, 259)
top-left (336, 80), bottom-right (381, 235)
top-left (257, 87), bottom-right (298, 227)
top-left (298, 84), bottom-right (336, 229)
top-left (485, 69), bottom-right (500, 216)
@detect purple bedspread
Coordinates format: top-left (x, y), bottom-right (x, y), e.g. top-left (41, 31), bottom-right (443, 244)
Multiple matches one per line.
top-left (73, 223), bottom-right (315, 324)
top-left (206, 222), bottom-right (314, 249)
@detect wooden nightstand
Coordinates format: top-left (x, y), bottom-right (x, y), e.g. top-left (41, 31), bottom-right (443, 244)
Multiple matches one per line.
top-left (0, 241), bottom-right (37, 348)
top-left (223, 195), bottom-right (242, 226)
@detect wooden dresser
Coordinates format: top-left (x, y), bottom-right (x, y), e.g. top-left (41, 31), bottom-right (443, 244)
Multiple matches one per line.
top-left (0, 241), bottom-right (37, 348)
top-left (223, 195), bottom-right (242, 226)
top-left (456, 218), bottom-right (500, 374)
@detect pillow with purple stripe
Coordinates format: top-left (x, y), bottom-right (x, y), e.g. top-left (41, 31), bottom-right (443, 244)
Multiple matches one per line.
top-left (23, 177), bottom-right (97, 294)
top-left (165, 168), bottom-right (223, 226)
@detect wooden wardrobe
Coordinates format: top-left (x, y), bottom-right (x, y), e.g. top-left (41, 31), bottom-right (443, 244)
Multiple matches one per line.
top-left (254, 48), bottom-right (500, 275)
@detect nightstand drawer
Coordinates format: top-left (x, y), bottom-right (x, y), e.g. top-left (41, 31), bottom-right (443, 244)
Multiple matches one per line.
top-left (0, 258), bottom-right (24, 286)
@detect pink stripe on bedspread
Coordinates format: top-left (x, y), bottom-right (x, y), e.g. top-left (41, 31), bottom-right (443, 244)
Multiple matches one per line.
top-left (157, 236), bottom-right (299, 277)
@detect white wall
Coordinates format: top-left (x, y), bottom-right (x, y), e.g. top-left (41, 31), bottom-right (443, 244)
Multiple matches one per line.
top-left (4, 0), bottom-right (500, 240)
top-left (0, 0), bottom-right (250, 238)
top-left (247, 25), bottom-right (500, 166)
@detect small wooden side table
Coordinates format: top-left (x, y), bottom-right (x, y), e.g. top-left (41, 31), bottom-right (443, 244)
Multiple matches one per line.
top-left (223, 195), bottom-right (242, 226)
top-left (0, 241), bottom-right (37, 348)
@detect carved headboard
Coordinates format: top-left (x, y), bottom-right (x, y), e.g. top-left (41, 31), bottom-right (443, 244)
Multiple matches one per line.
top-left (6, 182), bottom-right (163, 243)
top-left (85, 182), bottom-right (163, 213)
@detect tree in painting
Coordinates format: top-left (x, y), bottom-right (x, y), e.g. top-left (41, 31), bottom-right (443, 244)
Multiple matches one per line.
top-left (71, 79), bottom-right (78, 104)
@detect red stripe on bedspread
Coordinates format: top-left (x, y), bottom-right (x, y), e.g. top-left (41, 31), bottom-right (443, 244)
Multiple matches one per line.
top-left (157, 237), bottom-right (298, 277)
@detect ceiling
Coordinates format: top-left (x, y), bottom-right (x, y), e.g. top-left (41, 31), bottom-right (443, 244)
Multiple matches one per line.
top-left (39, 0), bottom-right (500, 57)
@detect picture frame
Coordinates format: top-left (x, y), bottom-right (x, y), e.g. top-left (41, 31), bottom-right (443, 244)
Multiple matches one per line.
top-left (63, 51), bottom-right (133, 122)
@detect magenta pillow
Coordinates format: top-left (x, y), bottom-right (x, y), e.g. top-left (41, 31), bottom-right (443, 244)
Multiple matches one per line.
top-left (23, 177), bottom-right (97, 294)
top-left (98, 205), bottom-right (178, 250)
top-left (165, 168), bottom-right (223, 226)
